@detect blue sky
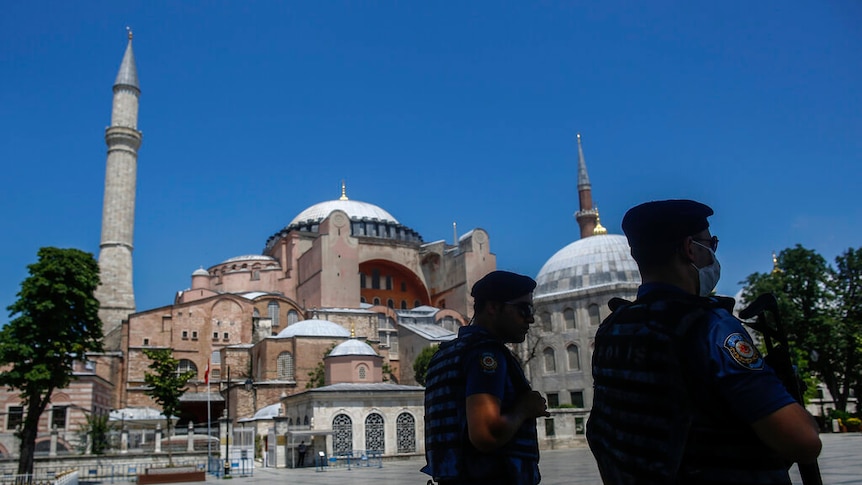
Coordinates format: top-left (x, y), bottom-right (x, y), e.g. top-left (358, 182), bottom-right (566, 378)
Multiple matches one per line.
top-left (2, 2), bottom-right (860, 322)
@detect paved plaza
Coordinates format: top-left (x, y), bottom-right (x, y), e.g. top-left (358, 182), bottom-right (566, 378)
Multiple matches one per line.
top-left (187, 433), bottom-right (862, 485)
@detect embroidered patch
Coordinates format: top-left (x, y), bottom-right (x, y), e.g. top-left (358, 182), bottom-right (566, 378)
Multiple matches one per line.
top-left (723, 333), bottom-right (764, 370)
top-left (480, 352), bottom-right (498, 372)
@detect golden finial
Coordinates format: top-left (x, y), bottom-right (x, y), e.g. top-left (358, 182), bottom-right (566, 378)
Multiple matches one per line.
top-left (593, 208), bottom-right (608, 236)
top-left (350, 322), bottom-right (356, 338)
top-left (772, 251), bottom-right (781, 273)
top-left (126, 26), bottom-right (133, 40)
top-left (339, 180), bottom-right (349, 201)
top-left (577, 132), bottom-right (581, 142)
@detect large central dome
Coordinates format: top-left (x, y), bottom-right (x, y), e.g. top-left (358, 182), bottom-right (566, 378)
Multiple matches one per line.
top-left (289, 199), bottom-right (399, 227)
top-left (535, 234), bottom-right (640, 299)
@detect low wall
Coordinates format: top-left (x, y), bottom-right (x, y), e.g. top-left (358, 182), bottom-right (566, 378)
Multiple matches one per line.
top-left (0, 451), bottom-right (209, 480)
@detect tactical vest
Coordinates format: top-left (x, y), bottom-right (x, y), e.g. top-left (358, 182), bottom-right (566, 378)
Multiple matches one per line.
top-left (422, 329), bottom-right (540, 484)
top-left (587, 292), bottom-right (791, 485)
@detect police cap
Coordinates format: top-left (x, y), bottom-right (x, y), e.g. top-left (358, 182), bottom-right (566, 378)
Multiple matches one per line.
top-left (622, 199), bottom-right (714, 250)
top-left (471, 271), bottom-right (537, 303)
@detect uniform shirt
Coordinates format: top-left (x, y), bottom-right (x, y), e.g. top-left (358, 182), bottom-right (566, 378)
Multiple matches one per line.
top-left (638, 283), bottom-right (797, 425)
top-left (457, 325), bottom-right (540, 484)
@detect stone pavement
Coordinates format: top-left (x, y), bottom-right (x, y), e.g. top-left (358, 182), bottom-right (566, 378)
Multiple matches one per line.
top-left (189, 433), bottom-right (862, 484)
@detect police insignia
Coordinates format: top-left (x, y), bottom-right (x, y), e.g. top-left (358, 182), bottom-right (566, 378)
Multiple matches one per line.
top-left (480, 352), bottom-right (498, 372)
top-left (723, 333), bottom-right (764, 370)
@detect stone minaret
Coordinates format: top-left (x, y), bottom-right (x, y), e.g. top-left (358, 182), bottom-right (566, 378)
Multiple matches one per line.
top-left (96, 31), bottom-right (141, 350)
top-left (573, 133), bottom-right (598, 239)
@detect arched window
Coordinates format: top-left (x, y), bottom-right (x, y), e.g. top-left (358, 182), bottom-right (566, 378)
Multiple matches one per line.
top-left (358, 365), bottom-right (367, 380)
top-left (567, 344), bottom-right (580, 371)
top-left (401, 300), bottom-right (407, 309)
top-left (304, 416), bottom-right (309, 426)
top-left (333, 414), bottom-right (353, 454)
top-left (360, 272), bottom-right (367, 289)
top-left (543, 348), bottom-right (556, 373)
top-left (541, 311), bottom-right (552, 332)
top-left (287, 310), bottom-right (299, 325)
top-left (387, 299), bottom-right (394, 308)
top-left (396, 413), bottom-right (416, 453)
top-left (564, 308), bottom-right (575, 330)
top-left (414, 300), bottom-right (421, 308)
top-left (589, 304), bottom-right (601, 326)
top-left (177, 359), bottom-right (197, 379)
top-left (365, 413), bottom-right (385, 453)
top-left (268, 301), bottom-right (280, 327)
top-left (277, 352), bottom-right (295, 380)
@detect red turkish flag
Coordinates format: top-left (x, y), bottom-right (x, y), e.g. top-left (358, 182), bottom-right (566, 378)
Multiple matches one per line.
top-left (204, 361), bottom-right (210, 385)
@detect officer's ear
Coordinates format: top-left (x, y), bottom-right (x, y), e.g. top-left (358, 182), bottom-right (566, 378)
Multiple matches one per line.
top-left (679, 236), bottom-right (697, 264)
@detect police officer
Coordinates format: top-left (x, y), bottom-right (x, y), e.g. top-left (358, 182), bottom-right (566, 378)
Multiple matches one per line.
top-left (587, 199), bottom-right (821, 484)
top-left (422, 271), bottom-right (550, 485)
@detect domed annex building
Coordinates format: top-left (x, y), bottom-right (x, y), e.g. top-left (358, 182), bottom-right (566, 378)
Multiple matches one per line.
top-left (521, 135), bottom-right (641, 448)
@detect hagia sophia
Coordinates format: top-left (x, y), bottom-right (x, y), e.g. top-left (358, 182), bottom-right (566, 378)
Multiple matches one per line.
top-left (0, 34), bottom-right (643, 461)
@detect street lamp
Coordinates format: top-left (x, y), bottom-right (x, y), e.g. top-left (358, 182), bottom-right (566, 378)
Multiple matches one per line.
top-left (244, 378), bottom-right (257, 412)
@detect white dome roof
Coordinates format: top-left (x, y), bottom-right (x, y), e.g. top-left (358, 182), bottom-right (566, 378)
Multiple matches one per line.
top-left (192, 268), bottom-right (209, 276)
top-left (289, 199), bottom-right (398, 226)
top-left (275, 319), bottom-right (351, 338)
top-left (535, 234), bottom-right (640, 298)
top-left (329, 339), bottom-right (378, 357)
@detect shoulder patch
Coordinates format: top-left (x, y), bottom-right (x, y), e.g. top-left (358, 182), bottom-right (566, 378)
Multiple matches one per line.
top-left (479, 352), bottom-right (498, 373)
top-left (723, 333), bottom-right (764, 370)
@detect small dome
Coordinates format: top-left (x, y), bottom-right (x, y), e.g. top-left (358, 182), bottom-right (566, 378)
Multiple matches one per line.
top-left (535, 234), bottom-right (640, 298)
top-left (289, 199), bottom-right (399, 227)
top-left (276, 319), bottom-right (351, 338)
top-left (192, 268), bottom-right (209, 276)
top-left (329, 339), bottom-right (378, 357)
top-left (221, 255), bottom-right (277, 265)
top-left (252, 403), bottom-right (281, 420)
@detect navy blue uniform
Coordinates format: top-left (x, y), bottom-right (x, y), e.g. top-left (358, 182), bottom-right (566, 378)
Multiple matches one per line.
top-left (588, 283), bottom-right (797, 484)
top-left (423, 325), bottom-right (540, 484)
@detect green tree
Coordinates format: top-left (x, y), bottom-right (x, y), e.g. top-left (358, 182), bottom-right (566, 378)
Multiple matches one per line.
top-left (413, 345), bottom-right (440, 386)
top-left (0, 247), bottom-right (103, 476)
top-left (77, 412), bottom-right (115, 454)
top-left (831, 248), bottom-right (862, 411)
top-left (741, 245), bottom-right (862, 412)
top-left (306, 343), bottom-right (336, 389)
top-left (142, 348), bottom-right (195, 465)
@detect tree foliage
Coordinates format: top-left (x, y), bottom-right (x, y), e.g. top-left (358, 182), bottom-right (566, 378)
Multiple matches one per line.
top-left (305, 343), bottom-right (337, 389)
top-left (741, 245), bottom-right (862, 412)
top-left (76, 412), bottom-right (115, 454)
top-left (142, 348), bottom-right (195, 465)
top-left (413, 345), bottom-right (440, 386)
top-left (0, 247), bottom-right (103, 475)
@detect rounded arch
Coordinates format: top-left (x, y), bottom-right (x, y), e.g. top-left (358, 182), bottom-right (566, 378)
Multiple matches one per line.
top-left (358, 259), bottom-right (430, 309)
top-left (543, 347), bottom-right (556, 373)
top-left (396, 412), bottom-right (416, 453)
top-left (563, 308), bottom-right (576, 330)
top-left (434, 309), bottom-right (468, 328)
top-left (566, 343), bottom-right (581, 371)
top-left (364, 412), bottom-right (385, 453)
top-left (177, 359), bottom-right (197, 378)
top-left (332, 413), bottom-right (353, 454)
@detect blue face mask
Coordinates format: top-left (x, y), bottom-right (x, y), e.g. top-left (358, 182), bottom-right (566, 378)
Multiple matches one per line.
top-left (691, 241), bottom-right (721, 297)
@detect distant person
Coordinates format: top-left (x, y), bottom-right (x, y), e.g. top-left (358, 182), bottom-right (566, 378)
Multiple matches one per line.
top-left (297, 440), bottom-right (307, 467)
top-left (587, 199), bottom-right (822, 484)
top-left (422, 271), bottom-right (550, 485)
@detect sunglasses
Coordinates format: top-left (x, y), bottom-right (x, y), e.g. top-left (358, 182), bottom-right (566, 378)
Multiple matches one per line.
top-left (692, 235), bottom-right (719, 252)
top-left (505, 301), bottom-right (534, 318)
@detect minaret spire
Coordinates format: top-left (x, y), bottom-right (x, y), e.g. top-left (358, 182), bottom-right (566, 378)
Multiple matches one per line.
top-left (95, 32), bottom-right (142, 350)
top-left (339, 180), bottom-right (349, 200)
top-left (573, 133), bottom-right (598, 239)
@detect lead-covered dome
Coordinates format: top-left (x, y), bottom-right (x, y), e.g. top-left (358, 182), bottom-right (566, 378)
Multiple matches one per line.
top-left (289, 199), bottom-right (399, 226)
top-left (535, 234), bottom-right (640, 299)
top-left (329, 339), bottom-right (379, 357)
top-left (275, 319), bottom-right (351, 338)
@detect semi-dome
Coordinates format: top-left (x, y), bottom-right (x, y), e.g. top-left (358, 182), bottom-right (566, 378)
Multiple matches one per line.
top-left (289, 199), bottom-right (399, 226)
top-left (329, 339), bottom-right (379, 357)
top-left (275, 319), bottom-right (351, 338)
top-left (535, 234), bottom-right (640, 299)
